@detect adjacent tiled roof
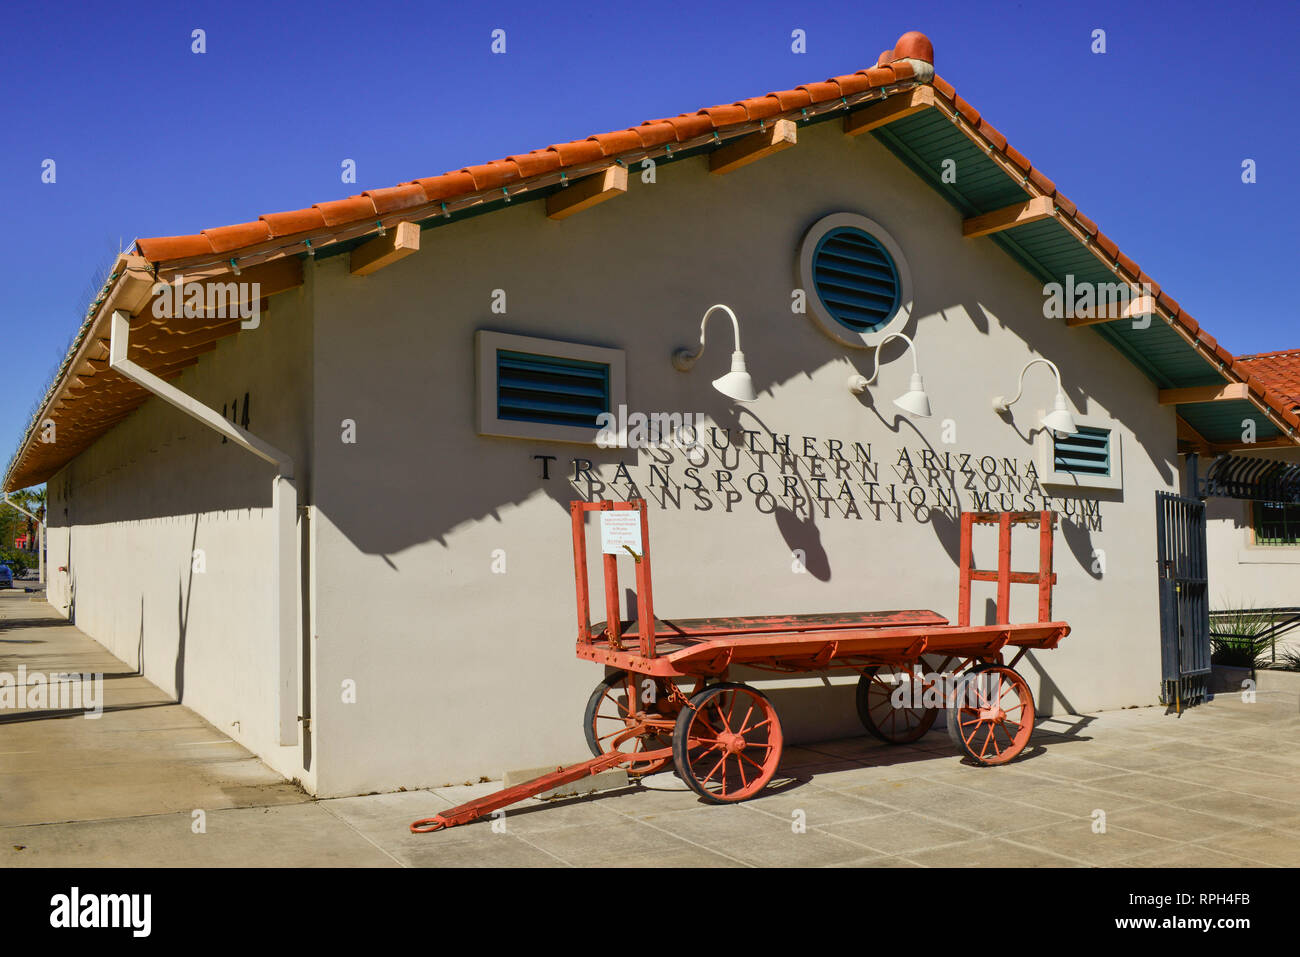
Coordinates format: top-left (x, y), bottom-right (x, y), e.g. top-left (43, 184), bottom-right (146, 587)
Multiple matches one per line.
top-left (6, 29), bottom-right (1300, 491)
top-left (1235, 351), bottom-right (1300, 411)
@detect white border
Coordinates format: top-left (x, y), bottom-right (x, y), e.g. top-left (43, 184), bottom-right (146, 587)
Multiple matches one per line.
top-left (476, 330), bottom-right (626, 445)
top-left (797, 212), bottom-right (913, 349)
top-left (1036, 413), bottom-right (1123, 491)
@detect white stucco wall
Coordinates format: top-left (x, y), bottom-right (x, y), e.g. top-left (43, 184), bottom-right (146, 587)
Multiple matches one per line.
top-left (307, 117), bottom-right (1178, 796)
top-left (44, 283), bottom-right (315, 789)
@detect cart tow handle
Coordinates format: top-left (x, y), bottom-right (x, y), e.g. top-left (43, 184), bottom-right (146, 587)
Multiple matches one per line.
top-left (411, 748), bottom-right (651, 833)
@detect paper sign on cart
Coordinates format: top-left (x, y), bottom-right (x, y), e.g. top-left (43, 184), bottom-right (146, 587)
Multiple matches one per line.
top-left (600, 511), bottom-right (642, 556)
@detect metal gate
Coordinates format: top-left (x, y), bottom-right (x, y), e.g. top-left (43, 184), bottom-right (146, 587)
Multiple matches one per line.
top-left (1155, 491), bottom-right (1210, 708)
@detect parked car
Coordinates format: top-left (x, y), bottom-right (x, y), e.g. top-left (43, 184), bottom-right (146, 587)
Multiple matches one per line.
top-left (0, 564), bottom-right (13, 588)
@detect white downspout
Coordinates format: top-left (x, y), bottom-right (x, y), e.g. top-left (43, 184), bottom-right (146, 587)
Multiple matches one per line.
top-left (109, 309), bottom-right (299, 746)
top-left (1, 493), bottom-right (43, 585)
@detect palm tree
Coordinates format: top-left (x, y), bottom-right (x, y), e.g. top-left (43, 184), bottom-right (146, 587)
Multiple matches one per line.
top-left (9, 487), bottom-right (45, 554)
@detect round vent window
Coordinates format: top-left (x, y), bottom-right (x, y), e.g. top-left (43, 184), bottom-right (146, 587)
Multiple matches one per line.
top-left (798, 213), bottom-right (912, 348)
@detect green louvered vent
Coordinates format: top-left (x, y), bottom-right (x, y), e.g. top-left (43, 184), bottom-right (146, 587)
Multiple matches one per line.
top-left (1053, 426), bottom-right (1111, 476)
top-left (811, 227), bottom-right (900, 333)
top-left (496, 350), bottom-right (610, 428)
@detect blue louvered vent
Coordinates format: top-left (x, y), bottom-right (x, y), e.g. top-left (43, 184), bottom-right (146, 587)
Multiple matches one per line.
top-left (1054, 426), bottom-right (1111, 476)
top-left (496, 350), bottom-right (610, 428)
top-left (811, 226), bottom-right (901, 333)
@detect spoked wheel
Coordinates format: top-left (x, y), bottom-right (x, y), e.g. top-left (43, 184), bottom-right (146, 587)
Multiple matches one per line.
top-left (855, 666), bottom-right (939, 744)
top-left (946, 665), bottom-right (1035, 766)
top-left (672, 682), bottom-right (783, 803)
top-left (583, 671), bottom-right (676, 775)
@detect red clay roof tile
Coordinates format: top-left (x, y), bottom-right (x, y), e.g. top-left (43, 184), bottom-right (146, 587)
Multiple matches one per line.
top-left (260, 208), bottom-right (328, 237)
top-left (666, 113), bottom-right (715, 140)
top-left (1093, 231), bottom-right (1119, 261)
top-left (633, 122), bottom-right (678, 147)
top-left (876, 49), bottom-right (893, 68)
top-left (1156, 290), bottom-right (1182, 316)
top-left (931, 75), bottom-right (956, 100)
top-left (865, 66), bottom-right (896, 86)
top-left (700, 104), bottom-right (748, 125)
top-left (798, 81), bottom-right (841, 101)
top-left (736, 95), bottom-right (784, 120)
top-left (1027, 167), bottom-right (1056, 196)
top-left (890, 60), bottom-right (916, 81)
top-left (1178, 311), bottom-right (1200, 335)
top-left (1234, 351), bottom-right (1300, 408)
top-left (892, 30), bottom-right (934, 63)
top-left (136, 234), bottom-right (213, 261)
top-left (953, 95), bottom-right (980, 126)
top-left (508, 150), bottom-right (565, 178)
top-left (1003, 145), bottom-right (1031, 173)
top-left (365, 183), bottom-right (428, 213)
top-left (977, 119), bottom-right (1008, 153)
top-left (414, 172), bottom-right (475, 203)
top-left (1074, 211), bottom-right (1098, 236)
top-left (546, 139), bottom-right (607, 165)
top-left (1052, 192), bottom-right (1076, 218)
top-left (203, 221), bottom-right (272, 253)
top-left (832, 72), bottom-right (873, 95)
top-left (315, 195), bottom-right (378, 225)
top-left (1116, 251), bottom-right (1139, 278)
top-left (768, 89), bottom-right (813, 110)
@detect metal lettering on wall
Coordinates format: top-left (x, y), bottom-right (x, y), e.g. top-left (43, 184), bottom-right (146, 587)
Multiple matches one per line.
top-left (532, 427), bottom-right (1104, 531)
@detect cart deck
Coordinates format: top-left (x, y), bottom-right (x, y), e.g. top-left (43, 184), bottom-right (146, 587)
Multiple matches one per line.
top-left (412, 501), bottom-right (1072, 832)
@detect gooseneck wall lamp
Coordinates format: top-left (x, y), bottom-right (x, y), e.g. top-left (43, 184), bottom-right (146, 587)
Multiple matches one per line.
top-left (992, 357), bottom-right (1079, 435)
top-left (846, 332), bottom-right (932, 418)
top-left (672, 304), bottom-right (757, 403)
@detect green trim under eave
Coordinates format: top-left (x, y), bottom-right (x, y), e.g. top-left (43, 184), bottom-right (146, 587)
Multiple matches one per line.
top-left (1178, 398), bottom-right (1283, 444)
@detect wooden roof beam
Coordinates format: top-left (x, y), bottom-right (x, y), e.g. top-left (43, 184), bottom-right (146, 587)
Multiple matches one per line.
top-left (844, 86), bottom-right (934, 137)
top-left (709, 119), bottom-right (796, 174)
top-left (962, 197), bottom-right (1054, 239)
top-left (545, 166), bottom-right (628, 220)
top-left (1159, 383), bottom-right (1250, 405)
top-left (350, 221), bottom-right (420, 276)
top-left (1066, 295), bottom-right (1157, 327)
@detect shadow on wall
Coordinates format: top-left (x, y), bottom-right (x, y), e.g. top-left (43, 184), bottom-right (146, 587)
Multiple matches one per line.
top-left (302, 284), bottom-right (1145, 602)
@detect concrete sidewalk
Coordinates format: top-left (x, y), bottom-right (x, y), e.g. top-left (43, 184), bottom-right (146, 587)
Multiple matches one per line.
top-left (4, 591), bottom-right (1300, 867)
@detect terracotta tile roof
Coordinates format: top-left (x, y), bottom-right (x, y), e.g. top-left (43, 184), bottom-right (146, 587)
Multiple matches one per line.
top-left (7, 29), bottom-right (1300, 491)
top-left (1235, 351), bottom-right (1300, 410)
top-left (134, 31), bottom-right (935, 268)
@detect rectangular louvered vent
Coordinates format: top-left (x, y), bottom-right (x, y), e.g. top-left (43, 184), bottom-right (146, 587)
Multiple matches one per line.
top-left (496, 349), bottom-right (610, 428)
top-left (1053, 426), bottom-right (1111, 476)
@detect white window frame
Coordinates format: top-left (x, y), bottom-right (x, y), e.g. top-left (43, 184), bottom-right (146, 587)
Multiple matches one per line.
top-left (476, 330), bottom-right (626, 445)
top-left (1036, 414), bottom-right (1123, 491)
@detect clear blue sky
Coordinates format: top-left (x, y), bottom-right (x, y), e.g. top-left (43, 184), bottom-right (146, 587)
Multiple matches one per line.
top-left (2, 0), bottom-right (1297, 476)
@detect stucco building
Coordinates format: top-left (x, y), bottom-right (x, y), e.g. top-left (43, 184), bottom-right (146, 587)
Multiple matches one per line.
top-left (6, 31), bottom-right (1298, 796)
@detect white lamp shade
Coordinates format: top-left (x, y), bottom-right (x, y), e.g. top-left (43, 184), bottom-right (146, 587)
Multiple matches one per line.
top-left (892, 372), bottom-right (932, 417)
top-left (712, 351), bottom-right (757, 402)
top-left (1041, 392), bottom-right (1077, 434)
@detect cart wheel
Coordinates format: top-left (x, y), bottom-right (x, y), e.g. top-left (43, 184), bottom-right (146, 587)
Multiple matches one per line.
top-left (672, 683), bottom-right (783, 803)
top-left (855, 666), bottom-right (938, 744)
top-left (583, 671), bottom-right (673, 775)
top-left (946, 666), bottom-right (1035, 766)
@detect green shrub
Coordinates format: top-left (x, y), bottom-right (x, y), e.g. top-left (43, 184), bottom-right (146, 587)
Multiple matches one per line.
top-left (1210, 603), bottom-right (1273, 669)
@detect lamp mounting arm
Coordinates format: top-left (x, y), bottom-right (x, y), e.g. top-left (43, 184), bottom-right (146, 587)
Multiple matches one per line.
top-left (673, 304), bottom-right (742, 371)
top-left (847, 332), bottom-right (920, 395)
top-left (992, 357), bottom-right (1063, 412)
